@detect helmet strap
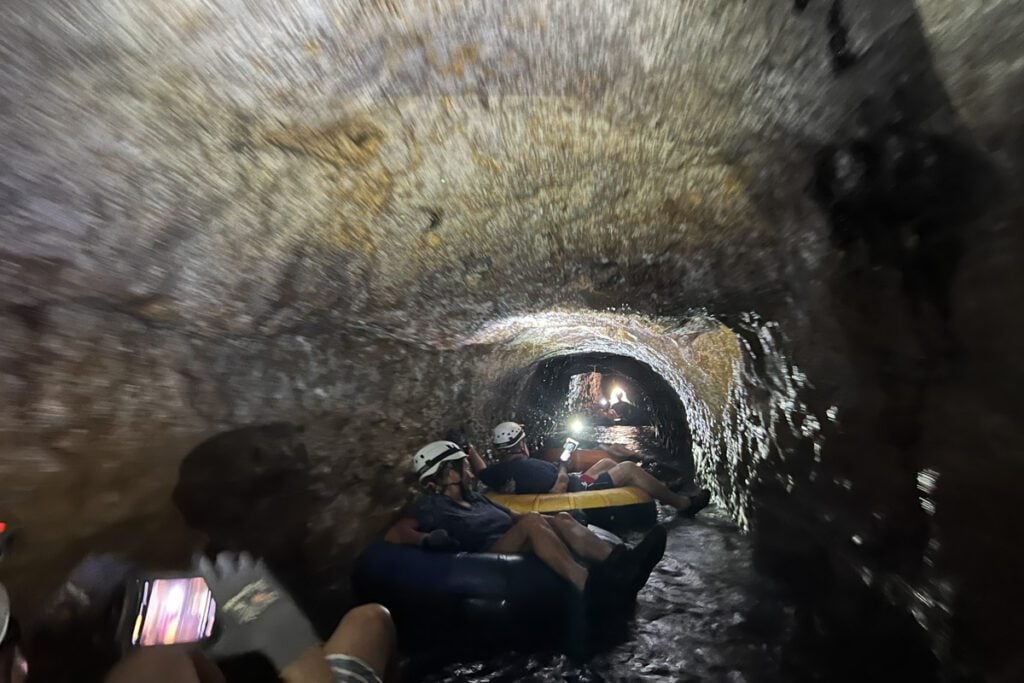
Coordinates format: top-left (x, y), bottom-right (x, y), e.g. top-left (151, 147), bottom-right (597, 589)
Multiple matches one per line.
top-left (443, 464), bottom-right (476, 499)
top-left (428, 462), bottom-right (465, 497)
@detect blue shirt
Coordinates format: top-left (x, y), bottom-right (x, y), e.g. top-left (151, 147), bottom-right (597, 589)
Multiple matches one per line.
top-left (478, 458), bottom-right (561, 494)
top-left (409, 491), bottom-right (514, 552)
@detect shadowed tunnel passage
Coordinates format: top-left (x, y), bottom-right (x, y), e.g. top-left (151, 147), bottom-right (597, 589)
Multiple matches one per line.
top-left (505, 350), bottom-right (698, 485)
top-left (2, 1), bottom-right (1024, 681)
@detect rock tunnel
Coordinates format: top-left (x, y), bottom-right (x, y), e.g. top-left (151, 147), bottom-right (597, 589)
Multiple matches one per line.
top-left (1, 0), bottom-right (1023, 680)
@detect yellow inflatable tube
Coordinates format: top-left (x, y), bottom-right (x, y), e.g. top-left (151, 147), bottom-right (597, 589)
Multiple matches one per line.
top-left (487, 486), bottom-right (651, 513)
top-left (486, 487), bottom-right (656, 530)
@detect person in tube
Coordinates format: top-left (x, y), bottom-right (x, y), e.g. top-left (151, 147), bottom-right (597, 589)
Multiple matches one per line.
top-left (384, 441), bottom-right (668, 607)
top-left (479, 423), bottom-right (712, 516)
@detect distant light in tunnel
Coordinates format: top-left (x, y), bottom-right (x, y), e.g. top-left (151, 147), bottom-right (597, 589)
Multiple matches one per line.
top-left (610, 386), bottom-right (629, 404)
top-left (568, 417), bottom-right (585, 435)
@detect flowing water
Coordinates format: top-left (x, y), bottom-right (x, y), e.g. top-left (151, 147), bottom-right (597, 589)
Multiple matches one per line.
top-left (409, 505), bottom-right (795, 682)
top-left (587, 426), bottom-right (659, 449)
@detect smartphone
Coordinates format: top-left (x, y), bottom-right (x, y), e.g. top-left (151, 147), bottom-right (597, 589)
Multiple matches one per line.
top-left (119, 576), bottom-right (216, 648)
top-left (560, 438), bottom-right (580, 463)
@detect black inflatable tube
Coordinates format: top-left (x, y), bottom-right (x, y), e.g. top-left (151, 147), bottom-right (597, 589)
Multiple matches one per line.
top-left (352, 527), bottom-right (622, 626)
top-left (581, 501), bottom-right (657, 532)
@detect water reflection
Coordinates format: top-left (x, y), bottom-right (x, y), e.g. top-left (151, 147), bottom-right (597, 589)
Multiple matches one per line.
top-left (544, 425), bottom-right (658, 451)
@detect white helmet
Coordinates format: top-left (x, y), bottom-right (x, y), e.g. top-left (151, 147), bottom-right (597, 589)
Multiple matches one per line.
top-left (413, 440), bottom-right (467, 481)
top-left (492, 422), bottom-right (525, 450)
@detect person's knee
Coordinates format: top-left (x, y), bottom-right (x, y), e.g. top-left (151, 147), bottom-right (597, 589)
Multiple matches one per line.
top-left (520, 511), bottom-right (545, 526)
top-left (325, 603), bottom-right (396, 677)
top-left (342, 603), bottom-right (396, 643)
top-left (597, 458), bottom-right (617, 469)
top-left (614, 461), bottom-right (638, 481)
top-left (553, 511), bottom-right (577, 527)
top-left (358, 603), bottom-right (396, 635)
top-left (517, 512), bottom-right (548, 533)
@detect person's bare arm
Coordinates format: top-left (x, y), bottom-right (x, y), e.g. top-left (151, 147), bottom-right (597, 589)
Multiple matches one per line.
top-left (549, 469), bottom-right (569, 494)
top-left (279, 646), bottom-right (335, 683)
top-left (466, 445), bottom-right (488, 474)
top-left (384, 517), bottom-right (427, 545)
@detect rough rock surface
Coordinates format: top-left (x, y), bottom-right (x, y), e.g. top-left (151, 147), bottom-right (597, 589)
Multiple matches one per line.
top-left (1, 0), bottom-right (1023, 679)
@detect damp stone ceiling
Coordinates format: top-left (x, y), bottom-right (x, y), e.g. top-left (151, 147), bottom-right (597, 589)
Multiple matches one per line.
top-left (1, 1), bottom-right (1023, 679)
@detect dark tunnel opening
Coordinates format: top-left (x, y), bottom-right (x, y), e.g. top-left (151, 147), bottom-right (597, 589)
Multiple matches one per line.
top-left (501, 353), bottom-right (697, 490)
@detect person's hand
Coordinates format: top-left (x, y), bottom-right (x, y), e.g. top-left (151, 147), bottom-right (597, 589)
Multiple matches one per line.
top-left (48, 554), bottom-right (135, 619)
top-left (566, 453), bottom-right (577, 471)
top-left (444, 428), bottom-right (469, 450)
top-left (196, 552), bottom-right (319, 672)
top-left (419, 529), bottom-right (460, 551)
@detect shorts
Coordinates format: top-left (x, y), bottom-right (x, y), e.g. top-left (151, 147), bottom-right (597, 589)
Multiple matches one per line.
top-left (327, 654), bottom-right (383, 683)
top-left (568, 472), bottom-right (615, 492)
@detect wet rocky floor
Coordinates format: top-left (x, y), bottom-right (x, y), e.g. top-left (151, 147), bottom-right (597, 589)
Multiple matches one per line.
top-left (408, 505), bottom-right (796, 682)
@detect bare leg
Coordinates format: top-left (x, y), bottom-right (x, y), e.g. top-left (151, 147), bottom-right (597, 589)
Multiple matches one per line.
top-left (322, 604), bottom-right (397, 683)
top-left (582, 457), bottom-right (619, 477)
top-left (548, 512), bottom-right (612, 562)
top-left (607, 461), bottom-right (692, 510)
top-left (488, 513), bottom-right (589, 591)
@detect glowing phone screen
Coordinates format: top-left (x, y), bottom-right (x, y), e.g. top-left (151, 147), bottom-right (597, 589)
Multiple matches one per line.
top-left (132, 577), bottom-right (216, 646)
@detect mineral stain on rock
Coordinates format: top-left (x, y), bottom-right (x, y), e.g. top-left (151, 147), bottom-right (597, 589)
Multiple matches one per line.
top-left (262, 120), bottom-right (386, 168)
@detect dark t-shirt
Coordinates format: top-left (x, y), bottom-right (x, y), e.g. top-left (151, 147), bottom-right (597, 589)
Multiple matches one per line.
top-left (409, 491), bottom-right (514, 552)
top-left (476, 458), bottom-right (593, 494)
top-left (477, 458), bottom-right (562, 494)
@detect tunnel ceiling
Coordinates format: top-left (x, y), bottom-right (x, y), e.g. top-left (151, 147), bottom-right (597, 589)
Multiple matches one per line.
top-left (2, 1), bottom-right (1019, 338)
top-left (1, 0), bottom-right (876, 339)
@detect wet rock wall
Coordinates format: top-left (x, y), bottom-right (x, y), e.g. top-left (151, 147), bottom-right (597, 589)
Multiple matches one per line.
top-left (713, 4), bottom-right (1024, 677)
top-left (1, 0), bottom-right (1023, 678)
top-left (0, 302), bottom-right (481, 611)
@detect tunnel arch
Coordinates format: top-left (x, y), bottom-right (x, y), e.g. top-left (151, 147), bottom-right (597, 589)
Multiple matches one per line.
top-left (460, 310), bottom-right (750, 510)
top-left (484, 351), bottom-right (697, 485)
